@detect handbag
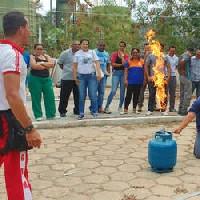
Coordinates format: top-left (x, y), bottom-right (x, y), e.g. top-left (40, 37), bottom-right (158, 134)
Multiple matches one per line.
top-left (92, 50), bottom-right (104, 79)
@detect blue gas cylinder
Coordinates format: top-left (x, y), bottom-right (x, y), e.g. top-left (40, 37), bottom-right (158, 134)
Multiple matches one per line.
top-left (148, 130), bottom-right (177, 173)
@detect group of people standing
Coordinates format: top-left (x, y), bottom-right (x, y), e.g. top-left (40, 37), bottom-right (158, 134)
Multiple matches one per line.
top-left (55, 39), bottom-right (200, 120)
top-left (24, 37), bottom-right (200, 121)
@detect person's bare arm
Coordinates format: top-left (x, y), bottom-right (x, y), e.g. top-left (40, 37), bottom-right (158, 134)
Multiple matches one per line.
top-left (166, 62), bottom-right (171, 83)
top-left (73, 63), bottom-right (79, 85)
top-left (106, 63), bottom-right (111, 74)
top-left (179, 59), bottom-right (185, 72)
top-left (30, 55), bottom-right (46, 70)
top-left (174, 112), bottom-right (196, 134)
top-left (41, 55), bottom-right (55, 69)
top-left (4, 73), bottom-right (42, 148)
top-left (144, 62), bottom-right (152, 82)
top-left (94, 60), bottom-right (101, 81)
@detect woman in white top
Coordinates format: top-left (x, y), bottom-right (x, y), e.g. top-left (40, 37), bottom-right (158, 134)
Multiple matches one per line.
top-left (73, 39), bottom-right (101, 120)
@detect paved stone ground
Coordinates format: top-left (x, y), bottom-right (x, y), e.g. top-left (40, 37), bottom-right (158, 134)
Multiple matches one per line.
top-left (1, 122), bottom-right (200, 200)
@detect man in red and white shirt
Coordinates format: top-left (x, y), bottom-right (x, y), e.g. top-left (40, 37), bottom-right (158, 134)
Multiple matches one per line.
top-left (0, 11), bottom-right (42, 200)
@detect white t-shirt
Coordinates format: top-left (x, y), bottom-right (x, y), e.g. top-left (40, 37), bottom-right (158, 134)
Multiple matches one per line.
top-left (73, 49), bottom-right (99, 74)
top-left (0, 42), bottom-right (27, 110)
top-left (166, 54), bottom-right (179, 77)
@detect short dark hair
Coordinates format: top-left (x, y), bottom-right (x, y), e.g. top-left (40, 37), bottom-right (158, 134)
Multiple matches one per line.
top-left (187, 47), bottom-right (194, 52)
top-left (119, 41), bottom-right (126, 47)
top-left (3, 11), bottom-right (27, 37)
top-left (168, 46), bottom-right (176, 50)
top-left (131, 48), bottom-right (140, 53)
top-left (34, 43), bottom-right (43, 49)
top-left (80, 39), bottom-right (89, 45)
top-left (160, 43), bottom-right (165, 49)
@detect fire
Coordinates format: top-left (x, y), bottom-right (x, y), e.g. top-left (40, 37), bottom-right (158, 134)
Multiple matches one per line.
top-left (145, 29), bottom-right (167, 110)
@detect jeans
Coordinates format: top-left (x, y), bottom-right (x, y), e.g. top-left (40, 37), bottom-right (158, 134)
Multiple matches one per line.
top-left (168, 76), bottom-right (177, 110)
top-left (194, 131), bottom-right (200, 158)
top-left (105, 70), bottom-right (125, 109)
top-left (179, 75), bottom-right (192, 114)
top-left (192, 81), bottom-right (200, 98)
top-left (58, 80), bottom-right (79, 115)
top-left (97, 76), bottom-right (107, 110)
top-left (78, 73), bottom-right (98, 115)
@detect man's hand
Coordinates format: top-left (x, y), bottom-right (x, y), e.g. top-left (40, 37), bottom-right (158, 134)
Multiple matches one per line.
top-left (96, 75), bottom-right (102, 81)
top-left (75, 79), bottom-right (80, 85)
top-left (173, 128), bottom-right (182, 135)
top-left (26, 129), bottom-right (42, 148)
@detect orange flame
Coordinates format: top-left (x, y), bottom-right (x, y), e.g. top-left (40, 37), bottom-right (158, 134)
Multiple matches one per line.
top-left (145, 29), bottom-right (166, 110)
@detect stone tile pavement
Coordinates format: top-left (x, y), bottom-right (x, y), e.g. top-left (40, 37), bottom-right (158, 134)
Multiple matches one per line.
top-left (1, 123), bottom-right (200, 200)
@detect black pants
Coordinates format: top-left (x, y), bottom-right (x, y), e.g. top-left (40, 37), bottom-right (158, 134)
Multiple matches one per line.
top-left (138, 83), bottom-right (147, 108)
top-left (58, 80), bottom-right (79, 115)
top-left (148, 81), bottom-right (168, 112)
top-left (124, 84), bottom-right (142, 110)
top-left (148, 81), bottom-right (156, 112)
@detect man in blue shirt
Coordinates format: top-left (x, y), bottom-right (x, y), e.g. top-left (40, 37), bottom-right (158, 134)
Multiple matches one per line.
top-left (174, 97), bottom-right (200, 158)
top-left (95, 41), bottom-right (111, 113)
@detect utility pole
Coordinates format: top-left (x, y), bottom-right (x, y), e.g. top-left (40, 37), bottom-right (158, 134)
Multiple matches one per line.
top-left (72, 1), bottom-right (76, 40)
top-left (50, 0), bottom-right (53, 24)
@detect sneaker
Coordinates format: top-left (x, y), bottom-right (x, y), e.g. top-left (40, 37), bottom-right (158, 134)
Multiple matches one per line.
top-left (35, 117), bottom-right (43, 121)
top-left (47, 116), bottom-right (56, 120)
top-left (98, 108), bottom-right (104, 113)
top-left (169, 108), bottom-right (176, 112)
top-left (178, 111), bottom-right (187, 116)
top-left (104, 107), bottom-right (112, 114)
top-left (120, 109), bottom-right (128, 115)
top-left (146, 111), bottom-right (153, 116)
top-left (161, 111), bottom-right (168, 116)
top-left (92, 113), bottom-right (98, 118)
top-left (137, 107), bottom-right (142, 113)
top-left (60, 113), bottom-right (66, 118)
top-left (118, 107), bottom-right (123, 113)
top-left (132, 108), bottom-right (136, 114)
top-left (78, 115), bottom-right (84, 120)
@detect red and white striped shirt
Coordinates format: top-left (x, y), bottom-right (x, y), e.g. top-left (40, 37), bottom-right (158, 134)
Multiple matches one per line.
top-left (0, 40), bottom-right (27, 110)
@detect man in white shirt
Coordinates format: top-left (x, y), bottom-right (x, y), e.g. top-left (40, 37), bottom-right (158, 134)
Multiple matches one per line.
top-left (0, 11), bottom-right (42, 200)
top-left (166, 46), bottom-right (179, 112)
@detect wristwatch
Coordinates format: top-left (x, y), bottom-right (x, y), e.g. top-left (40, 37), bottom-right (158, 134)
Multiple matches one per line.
top-left (24, 124), bottom-right (34, 134)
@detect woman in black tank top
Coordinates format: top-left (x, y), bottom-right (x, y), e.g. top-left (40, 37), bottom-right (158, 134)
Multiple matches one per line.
top-left (28, 44), bottom-right (56, 121)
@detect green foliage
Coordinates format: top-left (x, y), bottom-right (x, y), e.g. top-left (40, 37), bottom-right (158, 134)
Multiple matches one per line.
top-left (39, 0), bottom-right (200, 57)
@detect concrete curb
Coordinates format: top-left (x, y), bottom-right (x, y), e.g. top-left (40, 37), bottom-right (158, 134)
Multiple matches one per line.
top-left (33, 115), bottom-right (184, 129)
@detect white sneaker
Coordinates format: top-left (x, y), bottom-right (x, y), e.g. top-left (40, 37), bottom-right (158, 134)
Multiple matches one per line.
top-left (118, 107), bottom-right (123, 113)
top-left (146, 111), bottom-right (153, 116)
top-left (36, 117), bottom-right (43, 121)
top-left (162, 111), bottom-right (168, 116)
top-left (104, 107), bottom-right (111, 114)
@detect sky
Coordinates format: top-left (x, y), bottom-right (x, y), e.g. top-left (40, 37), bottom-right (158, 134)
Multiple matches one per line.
top-left (38, 0), bottom-right (56, 15)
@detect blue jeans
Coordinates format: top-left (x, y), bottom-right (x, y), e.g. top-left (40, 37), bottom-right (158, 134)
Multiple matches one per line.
top-left (97, 76), bottom-right (107, 109)
top-left (78, 73), bottom-right (98, 115)
top-left (105, 70), bottom-right (125, 108)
